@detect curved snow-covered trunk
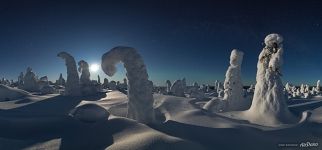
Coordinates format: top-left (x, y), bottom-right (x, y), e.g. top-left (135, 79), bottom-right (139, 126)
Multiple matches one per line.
top-left (101, 46), bottom-right (154, 124)
top-left (247, 34), bottom-right (296, 126)
top-left (57, 52), bottom-right (81, 96)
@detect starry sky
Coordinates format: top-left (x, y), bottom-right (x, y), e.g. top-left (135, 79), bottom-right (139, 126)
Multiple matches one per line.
top-left (0, 0), bottom-right (322, 86)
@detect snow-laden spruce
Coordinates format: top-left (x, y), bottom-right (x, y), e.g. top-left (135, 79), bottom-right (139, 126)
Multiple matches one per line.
top-left (246, 33), bottom-right (297, 126)
top-left (57, 52), bottom-right (81, 96)
top-left (18, 72), bottom-right (24, 88)
top-left (78, 60), bottom-right (91, 85)
top-left (165, 80), bottom-right (171, 94)
top-left (78, 60), bottom-right (97, 95)
top-left (170, 79), bottom-right (185, 97)
top-left (101, 46), bottom-right (155, 124)
top-left (22, 67), bottom-right (39, 92)
top-left (223, 49), bottom-right (245, 111)
top-left (55, 73), bottom-right (66, 86)
top-left (316, 80), bottom-right (320, 93)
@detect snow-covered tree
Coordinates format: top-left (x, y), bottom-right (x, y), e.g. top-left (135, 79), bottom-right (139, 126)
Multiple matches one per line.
top-left (78, 60), bottom-right (97, 95)
top-left (166, 80), bottom-right (172, 93)
top-left (247, 33), bottom-right (296, 126)
top-left (316, 80), bottom-right (320, 93)
top-left (170, 79), bottom-right (185, 97)
top-left (56, 73), bottom-right (66, 86)
top-left (223, 49), bottom-right (244, 111)
top-left (57, 52), bottom-right (80, 96)
top-left (101, 46), bottom-right (154, 124)
top-left (22, 67), bottom-right (39, 92)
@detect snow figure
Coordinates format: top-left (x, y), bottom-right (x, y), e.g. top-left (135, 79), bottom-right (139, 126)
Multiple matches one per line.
top-left (223, 49), bottom-right (245, 111)
top-left (22, 67), bottom-right (39, 92)
top-left (165, 80), bottom-right (172, 94)
top-left (285, 83), bottom-right (292, 93)
top-left (102, 78), bottom-right (109, 89)
top-left (170, 79), bottom-right (185, 97)
top-left (316, 80), bottom-right (320, 93)
top-left (78, 60), bottom-right (91, 85)
top-left (247, 84), bottom-right (255, 93)
top-left (38, 76), bottom-right (52, 93)
top-left (56, 73), bottom-right (66, 86)
top-left (18, 72), bottom-right (24, 87)
top-left (182, 78), bottom-right (187, 92)
top-left (206, 84), bottom-right (210, 92)
top-left (122, 78), bottom-right (128, 89)
top-left (97, 75), bottom-right (101, 84)
top-left (296, 88), bottom-right (301, 97)
top-left (199, 84), bottom-right (207, 92)
top-left (216, 82), bottom-right (224, 93)
top-left (57, 52), bottom-right (81, 96)
top-left (214, 80), bottom-right (218, 91)
top-left (300, 84), bottom-right (305, 94)
top-left (78, 60), bottom-right (97, 95)
top-left (108, 81), bottom-right (116, 90)
top-left (193, 82), bottom-right (199, 89)
top-left (218, 90), bottom-right (224, 98)
top-left (247, 33), bottom-right (296, 126)
top-left (101, 46), bottom-right (154, 124)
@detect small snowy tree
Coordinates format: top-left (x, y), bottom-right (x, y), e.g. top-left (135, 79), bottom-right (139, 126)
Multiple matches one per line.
top-left (223, 49), bottom-right (245, 111)
top-left (101, 46), bottom-right (154, 124)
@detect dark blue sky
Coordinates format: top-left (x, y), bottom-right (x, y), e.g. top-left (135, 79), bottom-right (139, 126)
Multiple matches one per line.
top-left (1, 0), bottom-right (322, 86)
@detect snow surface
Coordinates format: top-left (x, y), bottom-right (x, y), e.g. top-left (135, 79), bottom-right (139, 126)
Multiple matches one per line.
top-left (0, 85), bottom-right (30, 101)
top-left (0, 91), bottom-right (321, 149)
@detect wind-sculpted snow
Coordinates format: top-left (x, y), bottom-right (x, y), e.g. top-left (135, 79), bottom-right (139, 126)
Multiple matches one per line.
top-left (70, 103), bottom-right (110, 123)
top-left (101, 46), bottom-right (155, 124)
top-left (57, 52), bottom-right (81, 96)
top-left (223, 49), bottom-right (245, 111)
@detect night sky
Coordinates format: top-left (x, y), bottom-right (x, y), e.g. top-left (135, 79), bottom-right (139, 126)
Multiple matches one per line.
top-left (1, 0), bottom-right (322, 86)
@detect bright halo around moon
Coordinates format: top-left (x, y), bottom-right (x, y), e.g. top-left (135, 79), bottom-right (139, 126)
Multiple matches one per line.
top-left (89, 63), bottom-right (100, 72)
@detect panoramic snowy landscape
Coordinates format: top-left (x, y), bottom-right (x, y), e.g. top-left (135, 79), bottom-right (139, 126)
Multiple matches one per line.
top-left (1, 1), bottom-right (322, 150)
top-left (0, 33), bottom-right (321, 150)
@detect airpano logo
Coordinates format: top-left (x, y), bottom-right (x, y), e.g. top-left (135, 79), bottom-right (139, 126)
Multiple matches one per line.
top-left (299, 142), bottom-right (319, 148)
top-left (278, 142), bottom-right (319, 148)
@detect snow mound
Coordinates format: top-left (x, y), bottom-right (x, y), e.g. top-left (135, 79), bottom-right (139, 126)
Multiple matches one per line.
top-left (70, 103), bottom-right (110, 123)
top-left (0, 84), bottom-right (29, 101)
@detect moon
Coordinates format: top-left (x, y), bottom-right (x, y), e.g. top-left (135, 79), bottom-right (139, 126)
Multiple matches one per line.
top-left (89, 63), bottom-right (100, 72)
